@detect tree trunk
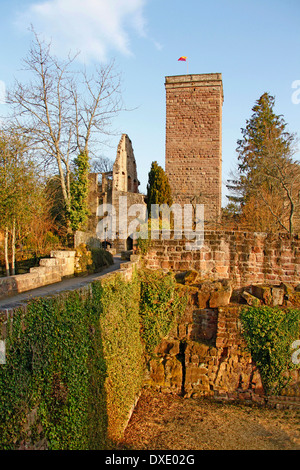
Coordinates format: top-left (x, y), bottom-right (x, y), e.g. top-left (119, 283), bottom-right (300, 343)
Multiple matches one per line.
top-left (11, 219), bottom-right (16, 275)
top-left (4, 227), bottom-right (10, 276)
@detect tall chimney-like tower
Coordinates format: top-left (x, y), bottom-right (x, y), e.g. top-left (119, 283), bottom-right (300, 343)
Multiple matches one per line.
top-left (165, 73), bottom-right (223, 222)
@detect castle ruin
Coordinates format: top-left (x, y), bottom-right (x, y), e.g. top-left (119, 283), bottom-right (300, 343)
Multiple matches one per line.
top-left (85, 133), bottom-right (145, 252)
top-left (85, 73), bottom-right (224, 249)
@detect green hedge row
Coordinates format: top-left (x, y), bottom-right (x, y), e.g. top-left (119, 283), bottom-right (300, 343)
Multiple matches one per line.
top-left (0, 268), bottom-right (186, 449)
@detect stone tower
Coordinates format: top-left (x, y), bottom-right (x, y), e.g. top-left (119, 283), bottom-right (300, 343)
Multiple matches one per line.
top-left (165, 73), bottom-right (223, 222)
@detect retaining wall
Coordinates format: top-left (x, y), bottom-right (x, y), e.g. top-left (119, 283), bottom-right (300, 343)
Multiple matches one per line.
top-left (0, 251), bottom-right (76, 300)
top-left (143, 231), bottom-right (300, 288)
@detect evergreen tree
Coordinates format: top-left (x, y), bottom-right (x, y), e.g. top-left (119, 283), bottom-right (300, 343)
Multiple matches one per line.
top-left (69, 153), bottom-right (90, 231)
top-left (146, 161), bottom-right (173, 216)
top-left (226, 92), bottom-right (299, 233)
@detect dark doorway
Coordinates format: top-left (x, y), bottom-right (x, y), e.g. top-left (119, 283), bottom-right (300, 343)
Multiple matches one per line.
top-left (126, 236), bottom-right (133, 250)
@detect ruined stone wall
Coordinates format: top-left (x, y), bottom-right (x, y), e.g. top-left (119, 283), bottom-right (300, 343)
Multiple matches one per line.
top-left (143, 231), bottom-right (300, 288)
top-left (165, 74), bottom-right (223, 222)
top-left (112, 189), bottom-right (146, 252)
top-left (87, 173), bottom-right (100, 231)
top-left (144, 286), bottom-right (300, 406)
top-left (0, 251), bottom-right (76, 301)
top-left (113, 134), bottom-right (139, 193)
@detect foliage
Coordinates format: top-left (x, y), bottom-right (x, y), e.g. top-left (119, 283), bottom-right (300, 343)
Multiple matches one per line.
top-left (226, 92), bottom-right (299, 233)
top-left (240, 306), bottom-right (300, 395)
top-left (0, 267), bottom-right (188, 448)
top-left (69, 153), bottom-right (90, 232)
top-left (90, 155), bottom-right (114, 174)
top-left (146, 161), bottom-right (173, 217)
top-left (139, 269), bottom-right (188, 354)
top-left (0, 291), bottom-right (107, 449)
top-left (95, 272), bottom-right (143, 440)
top-left (91, 247), bottom-right (114, 270)
top-left (74, 244), bottom-right (113, 275)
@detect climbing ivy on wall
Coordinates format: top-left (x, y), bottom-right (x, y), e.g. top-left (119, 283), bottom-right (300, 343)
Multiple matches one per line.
top-left (0, 289), bottom-right (107, 449)
top-left (139, 269), bottom-right (188, 355)
top-left (94, 272), bottom-right (144, 441)
top-left (0, 268), bottom-right (187, 449)
top-left (240, 306), bottom-right (300, 395)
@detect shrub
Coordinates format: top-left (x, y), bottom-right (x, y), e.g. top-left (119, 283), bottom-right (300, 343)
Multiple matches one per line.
top-left (91, 247), bottom-right (114, 271)
top-left (240, 306), bottom-right (300, 395)
top-left (0, 290), bottom-right (106, 450)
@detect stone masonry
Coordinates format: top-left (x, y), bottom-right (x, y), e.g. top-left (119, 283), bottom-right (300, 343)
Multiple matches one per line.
top-left (0, 251), bottom-right (76, 301)
top-left (143, 231), bottom-right (300, 288)
top-left (144, 273), bottom-right (300, 405)
top-left (85, 134), bottom-right (146, 253)
top-left (165, 74), bottom-right (223, 223)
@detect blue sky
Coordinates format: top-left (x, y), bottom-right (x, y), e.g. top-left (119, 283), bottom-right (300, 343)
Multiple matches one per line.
top-left (1, 0), bottom-right (300, 205)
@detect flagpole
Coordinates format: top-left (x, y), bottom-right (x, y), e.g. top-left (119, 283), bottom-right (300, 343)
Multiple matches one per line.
top-left (187, 57), bottom-right (188, 74)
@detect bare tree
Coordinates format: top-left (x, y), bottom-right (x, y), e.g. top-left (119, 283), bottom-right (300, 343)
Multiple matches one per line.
top-left (256, 151), bottom-right (300, 234)
top-left (7, 28), bottom-right (123, 219)
top-left (90, 155), bottom-right (114, 173)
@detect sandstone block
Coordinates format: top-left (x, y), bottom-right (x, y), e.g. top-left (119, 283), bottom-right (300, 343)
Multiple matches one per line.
top-left (271, 287), bottom-right (284, 306)
top-left (251, 284), bottom-right (272, 305)
top-left (209, 288), bottom-right (232, 308)
top-left (241, 291), bottom-right (261, 308)
top-left (154, 339), bottom-right (180, 356)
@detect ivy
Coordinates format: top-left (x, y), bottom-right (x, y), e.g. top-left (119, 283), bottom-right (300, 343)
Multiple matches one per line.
top-left (240, 306), bottom-right (300, 395)
top-left (139, 269), bottom-right (188, 355)
top-left (0, 291), bottom-right (106, 449)
top-left (0, 268), bottom-right (188, 449)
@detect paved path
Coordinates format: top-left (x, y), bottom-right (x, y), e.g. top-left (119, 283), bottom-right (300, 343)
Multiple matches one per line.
top-left (0, 256), bottom-right (125, 311)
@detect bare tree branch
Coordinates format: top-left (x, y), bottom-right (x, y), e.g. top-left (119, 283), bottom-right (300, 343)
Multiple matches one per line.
top-left (6, 28), bottom-right (123, 221)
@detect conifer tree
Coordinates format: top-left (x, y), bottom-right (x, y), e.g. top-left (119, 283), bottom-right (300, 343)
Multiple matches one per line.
top-left (146, 161), bottom-right (173, 216)
top-left (226, 92), bottom-right (299, 233)
top-left (69, 153), bottom-right (90, 231)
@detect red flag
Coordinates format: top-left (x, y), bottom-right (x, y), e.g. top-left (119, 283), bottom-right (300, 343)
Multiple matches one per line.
top-left (178, 56), bottom-right (187, 61)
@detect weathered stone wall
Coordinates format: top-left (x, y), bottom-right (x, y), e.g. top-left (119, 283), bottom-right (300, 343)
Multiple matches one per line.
top-left (112, 189), bottom-right (146, 252)
top-left (144, 279), bottom-right (300, 407)
top-left (0, 251), bottom-right (76, 301)
top-left (113, 134), bottom-right (140, 193)
top-left (165, 74), bottom-right (223, 222)
top-left (143, 231), bottom-right (300, 288)
top-left (86, 134), bottom-right (146, 251)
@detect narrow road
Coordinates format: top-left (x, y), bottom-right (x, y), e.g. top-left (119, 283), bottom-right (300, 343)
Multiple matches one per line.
top-left (0, 255), bottom-right (125, 311)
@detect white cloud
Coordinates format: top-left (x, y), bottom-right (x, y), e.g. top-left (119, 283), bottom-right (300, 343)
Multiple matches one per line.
top-left (16, 0), bottom-right (148, 62)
